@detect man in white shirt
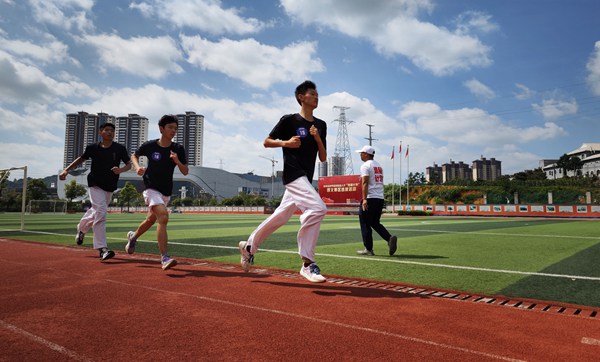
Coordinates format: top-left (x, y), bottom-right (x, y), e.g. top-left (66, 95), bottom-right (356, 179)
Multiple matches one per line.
top-left (356, 145), bottom-right (397, 256)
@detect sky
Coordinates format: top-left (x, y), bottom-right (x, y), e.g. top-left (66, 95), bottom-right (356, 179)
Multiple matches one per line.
top-left (1, 0), bottom-right (600, 184)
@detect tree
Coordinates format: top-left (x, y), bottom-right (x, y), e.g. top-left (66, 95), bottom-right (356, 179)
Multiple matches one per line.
top-left (556, 154), bottom-right (584, 177)
top-left (406, 172), bottom-right (426, 186)
top-left (0, 170), bottom-right (9, 198)
top-left (117, 182), bottom-right (140, 212)
top-left (568, 156), bottom-right (583, 176)
top-left (27, 178), bottom-right (48, 201)
top-left (64, 180), bottom-right (87, 208)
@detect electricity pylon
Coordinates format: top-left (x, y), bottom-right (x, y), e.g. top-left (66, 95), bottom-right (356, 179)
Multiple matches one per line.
top-left (333, 106), bottom-right (353, 175)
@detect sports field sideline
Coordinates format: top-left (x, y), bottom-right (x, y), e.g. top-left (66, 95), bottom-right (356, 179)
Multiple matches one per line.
top-left (0, 212), bottom-right (599, 307)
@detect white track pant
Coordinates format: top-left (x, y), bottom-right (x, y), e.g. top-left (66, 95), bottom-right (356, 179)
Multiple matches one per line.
top-left (247, 176), bottom-right (327, 262)
top-left (77, 186), bottom-right (112, 250)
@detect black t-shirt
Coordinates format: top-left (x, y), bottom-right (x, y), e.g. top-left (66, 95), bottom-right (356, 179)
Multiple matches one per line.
top-left (81, 142), bottom-right (130, 192)
top-left (134, 140), bottom-right (187, 196)
top-left (269, 113), bottom-right (327, 185)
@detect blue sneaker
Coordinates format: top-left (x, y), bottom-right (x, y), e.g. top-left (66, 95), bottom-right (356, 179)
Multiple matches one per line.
top-left (161, 255), bottom-right (177, 271)
top-left (125, 231), bottom-right (136, 254)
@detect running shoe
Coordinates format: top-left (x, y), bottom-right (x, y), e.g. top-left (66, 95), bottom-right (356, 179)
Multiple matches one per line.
top-left (161, 255), bottom-right (177, 271)
top-left (99, 247), bottom-right (115, 261)
top-left (356, 249), bottom-right (375, 256)
top-left (125, 231), bottom-right (136, 254)
top-left (75, 231), bottom-right (85, 245)
top-left (300, 263), bottom-right (326, 283)
top-left (238, 241), bottom-right (254, 272)
top-left (388, 235), bottom-right (398, 256)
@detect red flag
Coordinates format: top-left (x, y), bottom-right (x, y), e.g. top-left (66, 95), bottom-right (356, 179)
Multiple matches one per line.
top-left (405, 145), bottom-right (409, 158)
top-left (399, 143), bottom-right (402, 154)
top-left (391, 147), bottom-right (394, 159)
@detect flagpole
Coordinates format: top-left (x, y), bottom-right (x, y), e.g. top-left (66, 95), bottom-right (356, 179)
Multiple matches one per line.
top-left (392, 146), bottom-right (396, 213)
top-left (406, 144), bottom-right (410, 208)
top-left (399, 142), bottom-right (402, 210)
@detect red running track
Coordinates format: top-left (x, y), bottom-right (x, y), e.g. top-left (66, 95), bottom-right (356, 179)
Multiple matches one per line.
top-left (0, 238), bottom-right (599, 361)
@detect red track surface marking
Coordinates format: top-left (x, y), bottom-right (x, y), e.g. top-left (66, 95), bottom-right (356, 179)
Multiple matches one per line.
top-left (1, 238), bottom-right (599, 361)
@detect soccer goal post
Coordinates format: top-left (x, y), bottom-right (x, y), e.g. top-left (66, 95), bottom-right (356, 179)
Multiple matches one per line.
top-left (0, 166), bottom-right (27, 231)
top-left (27, 200), bottom-right (68, 214)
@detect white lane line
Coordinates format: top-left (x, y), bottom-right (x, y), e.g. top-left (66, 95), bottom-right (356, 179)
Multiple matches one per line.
top-left (2, 234), bottom-right (599, 281)
top-left (581, 337), bottom-right (600, 346)
top-left (0, 320), bottom-right (92, 362)
top-left (102, 278), bottom-right (525, 362)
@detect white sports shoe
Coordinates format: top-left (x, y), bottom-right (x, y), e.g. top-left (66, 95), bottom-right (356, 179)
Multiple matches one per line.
top-left (239, 241), bottom-right (254, 272)
top-left (300, 263), bottom-right (326, 283)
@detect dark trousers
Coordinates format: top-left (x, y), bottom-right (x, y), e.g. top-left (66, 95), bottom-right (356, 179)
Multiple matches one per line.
top-left (358, 198), bottom-right (392, 251)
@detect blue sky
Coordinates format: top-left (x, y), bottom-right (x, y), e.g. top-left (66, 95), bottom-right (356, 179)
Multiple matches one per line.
top-left (1, 0), bottom-right (599, 183)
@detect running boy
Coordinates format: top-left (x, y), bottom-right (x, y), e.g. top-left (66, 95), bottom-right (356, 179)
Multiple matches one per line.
top-left (125, 115), bottom-right (189, 271)
top-left (239, 80), bottom-right (328, 283)
top-left (59, 122), bottom-right (131, 261)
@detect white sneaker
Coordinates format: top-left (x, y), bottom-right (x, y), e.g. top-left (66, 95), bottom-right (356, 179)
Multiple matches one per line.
top-left (125, 231), bottom-right (136, 254)
top-left (300, 263), bottom-right (326, 283)
top-left (239, 241), bottom-right (254, 272)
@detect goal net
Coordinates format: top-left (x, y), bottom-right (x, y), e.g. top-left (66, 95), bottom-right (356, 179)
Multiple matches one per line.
top-left (26, 200), bottom-right (67, 214)
top-left (0, 166), bottom-right (28, 231)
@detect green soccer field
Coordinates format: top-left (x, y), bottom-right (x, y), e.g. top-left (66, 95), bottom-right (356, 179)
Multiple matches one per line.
top-left (1, 212), bottom-right (599, 307)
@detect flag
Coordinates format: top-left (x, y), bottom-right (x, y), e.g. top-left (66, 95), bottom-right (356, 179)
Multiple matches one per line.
top-left (399, 143), bottom-right (402, 154)
top-left (391, 147), bottom-right (394, 159)
top-left (405, 145), bottom-right (409, 158)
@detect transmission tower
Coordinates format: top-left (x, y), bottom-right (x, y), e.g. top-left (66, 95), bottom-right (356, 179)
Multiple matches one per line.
top-left (333, 106), bottom-right (353, 175)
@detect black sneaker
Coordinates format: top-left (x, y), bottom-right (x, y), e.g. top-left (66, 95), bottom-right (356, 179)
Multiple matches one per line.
top-left (99, 248), bottom-right (115, 261)
top-left (388, 235), bottom-right (398, 256)
top-left (75, 231), bottom-right (85, 245)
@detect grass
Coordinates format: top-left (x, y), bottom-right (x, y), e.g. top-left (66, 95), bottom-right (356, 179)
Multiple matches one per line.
top-left (1, 212), bottom-right (599, 307)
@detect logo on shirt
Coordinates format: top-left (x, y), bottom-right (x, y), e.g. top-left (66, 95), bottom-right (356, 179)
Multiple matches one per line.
top-left (296, 127), bottom-right (308, 138)
top-left (151, 152), bottom-right (162, 161)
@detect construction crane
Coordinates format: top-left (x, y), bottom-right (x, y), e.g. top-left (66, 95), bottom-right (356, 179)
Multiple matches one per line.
top-left (259, 155), bottom-right (278, 199)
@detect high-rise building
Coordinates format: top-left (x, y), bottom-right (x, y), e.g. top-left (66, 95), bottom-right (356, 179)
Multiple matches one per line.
top-left (472, 156), bottom-right (501, 181)
top-left (175, 111), bottom-right (204, 166)
top-left (442, 161), bottom-right (472, 183)
top-left (115, 114), bottom-right (149, 165)
top-left (64, 112), bottom-right (117, 169)
top-left (64, 111), bottom-right (88, 169)
top-left (425, 163), bottom-right (442, 184)
top-left (64, 112), bottom-right (147, 170)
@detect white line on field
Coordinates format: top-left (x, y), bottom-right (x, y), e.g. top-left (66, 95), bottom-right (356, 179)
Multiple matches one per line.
top-left (581, 337), bottom-right (600, 346)
top-left (7, 230), bottom-right (600, 281)
top-left (0, 320), bottom-right (92, 361)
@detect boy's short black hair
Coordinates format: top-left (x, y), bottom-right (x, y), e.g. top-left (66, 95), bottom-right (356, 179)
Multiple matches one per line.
top-left (158, 114), bottom-right (178, 128)
top-left (295, 80), bottom-right (317, 105)
top-left (99, 122), bottom-right (115, 130)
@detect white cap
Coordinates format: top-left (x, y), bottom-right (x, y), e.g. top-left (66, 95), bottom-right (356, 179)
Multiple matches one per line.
top-left (356, 145), bottom-right (375, 155)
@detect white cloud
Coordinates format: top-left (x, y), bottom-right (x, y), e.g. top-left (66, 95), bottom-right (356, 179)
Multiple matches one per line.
top-left (532, 98), bottom-right (578, 120)
top-left (513, 83), bottom-right (534, 100)
top-left (454, 11), bottom-right (498, 35)
top-left (129, 0), bottom-right (266, 35)
top-left (586, 40), bottom-right (600, 96)
top-left (82, 34), bottom-right (184, 79)
top-left (399, 101), bottom-right (565, 145)
top-left (281, 0), bottom-right (493, 76)
top-left (180, 35), bottom-right (325, 89)
top-left (0, 33), bottom-right (79, 66)
top-left (0, 142), bottom-right (64, 178)
top-left (28, 0), bottom-right (94, 32)
top-left (0, 50), bottom-right (94, 104)
top-left (0, 106), bottom-right (63, 144)
top-left (464, 78), bottom-right (495, 100)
